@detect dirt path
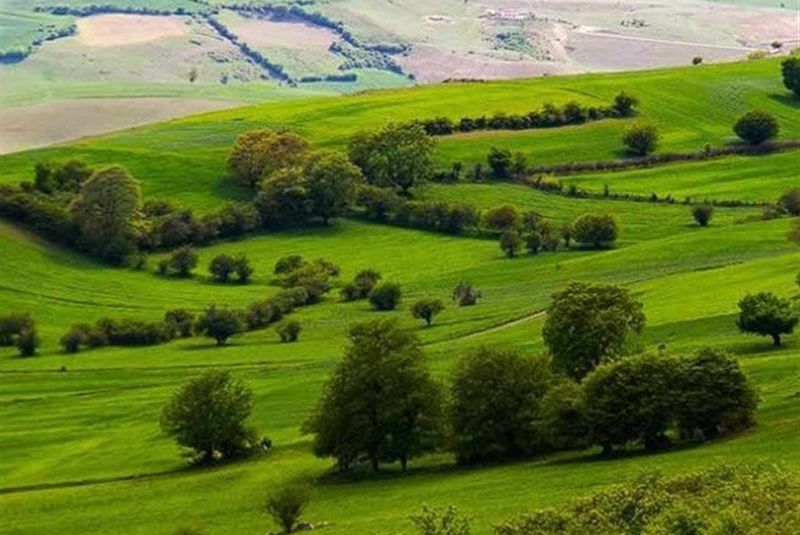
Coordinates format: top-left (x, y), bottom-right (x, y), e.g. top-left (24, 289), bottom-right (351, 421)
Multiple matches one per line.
top-left (459, 310), bottom-right (547, 341)
top-left (573, 27), bottom-right (761, 52)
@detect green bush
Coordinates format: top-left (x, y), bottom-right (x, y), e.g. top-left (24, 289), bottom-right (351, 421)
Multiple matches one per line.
top-left (411, 505), bottom-right (471, 535)
top-left (369, 282), bottom-right (402, 311)
top-left (622, 121), bottom-right (659, 156)
top-left (411, 298), bottom-right (446, 327)
top-left (277, 320), bottom-right (302, 343)
top-left (265, 484), bottom-right (311, 534)
top-left (572, 213), bottom-right (618, 248)
top-left (736, 292), bottom-right (798, 346)
top-left (733, 110), bottom-right (779, 145)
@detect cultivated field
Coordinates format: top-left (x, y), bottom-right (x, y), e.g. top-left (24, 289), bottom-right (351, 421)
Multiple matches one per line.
top-left (0, 53), bottom-right (798, 534)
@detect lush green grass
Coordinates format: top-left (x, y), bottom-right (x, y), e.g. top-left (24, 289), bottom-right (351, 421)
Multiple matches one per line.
top-left (1, 58), bottom-right (799, 535)
top-left (1, 58), bottom-right (797, 211)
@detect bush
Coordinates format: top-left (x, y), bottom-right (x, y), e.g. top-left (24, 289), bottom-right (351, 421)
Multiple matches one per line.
top-left (499, 229), bottom-right (522, 258)
top-left (571, 213), bottom-right (618, 248)
top-left (369, 282), bottom-right (402, 311)
top-left (483, 204), bottom-right (521, 232)
top-left (537, 380), bottom-right (589, 451)
top-left (209, 254), bottom-right (235, 283)
top-left (165, 309), bottom-right (195, 338)
top-left (452, 281), bottom-right (481, 307)
top-left (246, 299), bottom-right (283, 330)
top-left (0, 312), bottom-right (34, 346)
top-left (622, 121), bottom-right (659, 156)
top-left (733, 110), bottom-right (779, 145)
top-left (93, 318), bottom-right (172, 346)
top-left (782, 55), bottom-right (800, 98)
top-left (160, 370), bottom-right (255, 462)
top-left (281, 262), bottom-right (334, 304)
top-left (265, 484), bottom-right (311, 534)
top-left (487, 147), bottom-right (513, 178)
top-left (61, 326), bottom-right (89, 353)
top-left (778, 188), bottom-right (800, 215)
top-left (543, 282), bottom-right (645, 379)
top-left (612, 91), bottom-right (639, 117)
top-left (736, 292), bottom-right (798, 346)
top-left (341, 269), bottom-right (382, 301)
top-left (691, 203), bottom-right (714, 226)
top-left (195, 305), bottom-right (244, 346)
top-left (674, 348), bottom-right (759, 441)
top-left (275, 287), bottom-right (310, 310)
top-left (232, 255), bottom-right (253, 283)
top-left (410, 505), bottom-right (471, 535)
top-left (16, 328), bottom-right (39, 357)
top-left (277, 320), bottom-right (302, 343)
top-left (274, 255), bottom-right (305, 274)
top-left (450, 348), bottom-right (553, 463)
top-left (582, 353), bottom-right (676, 453)
top-left (411, 298), bottom-right (445, 327)
top-left (495, 464), bottom-right (800, 535)
top-left (160, 246), bottom-right (198, 277)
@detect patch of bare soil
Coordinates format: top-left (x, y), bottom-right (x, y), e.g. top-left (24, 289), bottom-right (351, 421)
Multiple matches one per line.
top-left (75, 14), bottom-right (189, 47)
top-left (231, 18), bottom-right (338, 49)
top-left (0, 98), bottom-right (241, 155)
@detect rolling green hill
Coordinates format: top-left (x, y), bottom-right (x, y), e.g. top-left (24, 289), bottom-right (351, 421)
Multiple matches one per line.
top-left (0, 56), bottom-right (798, 535)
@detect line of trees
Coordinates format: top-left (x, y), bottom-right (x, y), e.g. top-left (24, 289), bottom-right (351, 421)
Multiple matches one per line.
top-left (414, 92), bottom-right (639, 136)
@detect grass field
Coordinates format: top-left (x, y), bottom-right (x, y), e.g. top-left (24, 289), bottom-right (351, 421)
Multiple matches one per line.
top-left (0, 55), bottom-right (799, 535)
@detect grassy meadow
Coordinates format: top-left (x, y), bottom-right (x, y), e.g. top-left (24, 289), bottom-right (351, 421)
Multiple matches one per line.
top-left (0, 56), bottom-right (799, 534)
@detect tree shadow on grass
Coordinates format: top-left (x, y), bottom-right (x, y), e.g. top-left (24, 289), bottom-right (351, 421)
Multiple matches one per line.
top-left (768, 93), bottom-right (800, 109)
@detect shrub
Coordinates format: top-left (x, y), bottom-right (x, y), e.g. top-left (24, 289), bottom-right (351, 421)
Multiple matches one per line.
top-left (691, 203), bottom-right (714, 226)
top-left (161, 246), bottom-right (198, 277)
top-left (274, 255), bottom-right (305, 274)
top-left (674, 348), bottom-right (759, 441)
top-left (0, 312), bottom-right (34, 346)
top-left (277, 320), bottom-right (302, 343)
top-left (275, 287), bottom-right (310, 310)
top-left (265, 484), bottom-right (311, 534)
top-left (60, 326), bottom-right (89, 353)
top-left (692, 56), bottom-right (703, 65)
top-left (612, 91), bottom-right (639, 117)
top-left (281, 262), bottom-right (334, 304)
top-left (304, 319), bottom-right (443, 471)
top-left (232, 255), bottom-right (253, 283)
top-left (571, 213), bottom-right (618, 248)
top-left (543, 282), bottom-right (645, 379)
top-left (195, 305), bottom-right (244, 346)
top-left (209, 254), bottom-right (235, 283)
top-left (16, 328), bottom-right (39, 357)
top-left (160, 370), bottom-right (255, 462)
top-left (582, 353), bottom-right (676, 453)
top-left (778, 188), bottom-right (800, 215)
top-left (537, 380), bottom-right (589, 451)
top-left (622, 121), bottom-right (659, 156)
top-left (410, 505), bottom-right (471, 535)
top-left (733, 110), bottom-right (779, 145)
top-left (341, 269), bottom-right (382, 301)
top-left (411, 298), bottom-right (445, 327)
top-left (452, 281), bottom-right (481, 307)
top-left (355, 184), bottom-right (403, 221)
top-left (499, 229), bottom-right (523, 258)
top-left (782, 55), bottom-right (800, 98)
top-left (165, 309), bottom-right (195, 338)
top-left (736, 292), bottom-right (798, 346)
top-left (369, 282), bottom-right (402, 311)
top-left (495, 464), bottom-right (800, 535)
top-left (483, 204), bottom-right (521, 232)
top-left (94, 318), bottom-right (173, 346)
top-left (246, 299), bottom-right (283, 330)
top-left (487, 147), bottom-right (513, 178)
top-left (450, 348), bottom-right (553, 463)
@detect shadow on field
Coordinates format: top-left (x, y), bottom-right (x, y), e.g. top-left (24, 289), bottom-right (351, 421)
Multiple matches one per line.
top-left (768, 93), bottom-right (800, 109)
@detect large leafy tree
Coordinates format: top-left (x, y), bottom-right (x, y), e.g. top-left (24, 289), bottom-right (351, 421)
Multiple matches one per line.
top-left (348, 122), bottom-right (437, 195)
top-left (736, 292), bottom-right (798, 346)
top-left (542, 282), bottom-right (645, 379)
top-left (304, 319), bottom-right (443, 472)
top-left (69, 165), bottom-right (141, 263)
top-left (304, 150), bottom-right (362, 223)
top-left (160, 370), bottom-right (255, 461)
top-left (227, 130), bottom-right (310, 188)
top-left (450, 348), bottom-right (553, 463)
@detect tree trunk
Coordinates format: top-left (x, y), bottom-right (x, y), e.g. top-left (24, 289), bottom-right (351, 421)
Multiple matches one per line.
top-left (601, 443), bottom-right (613, 457)
top-left (772, 333), bottom-right (782, 346)
top-left (371, 456), bottom-right (379, 473)
top-left (401, 456), bottom-right (408, 472)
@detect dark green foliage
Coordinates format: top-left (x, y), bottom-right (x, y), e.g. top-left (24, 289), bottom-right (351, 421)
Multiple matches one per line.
top-left (304, 319), bottom-right (443, 472)
top-left (265, 484), bottom-right (312, 534)
top-left (736, 292), bottom-right (798, 346)
top-left (369, 282), bottom-right (402, 311)
top-left (95, 318), bottom-right (173, 346)
top-left (275, 287), bottom-right (310, 311)
top-left (450, 348), bottom-right (553, 463)
top-left (487, 147), bottom-right (513, 178)
top-left (674, 348), bottom-right (759, 441)
top-left (612, 91), bottom-right (639, 117)
top-left (483, 204), bottom-right (521, 232)
top-left (622, 121), bottom-right (659, 156)
top-left (274, 255), bottom-right (305, 274)
top-left (195, 305), bottom-right (244, 346)
top-left (232, 255), bottom-right (253, 283)
top-left (159, 246), bottom-right (198, 277)
top-left (16, 328), bottom-right (39, 357)
top-left (34, 160), bottom-right (92, 193)
top-left (691, 203), bottom-right (714, 226)
top-left (537, 380), bottom-right (589, 451)
top-left (778, 188), bottom-right (800, 215)
top-left (0, 312), bottom-right (34, 346)
top-left (410, 505), bottom-right (471, 535)
top-left (543, 282), bottom-right (645, 379)
top-left (217, 202), bottom-right (260, 238)
top-left (60, 326), bottom-right (88, 353)
top-left (733, 110), bottom-right (779, 145)
top-left (341, 269), bottom-right (382, 301)
top-left (304, 149), bottom-right (362, 223)
top-left (452, 281), bottom-right (481, 307)
top-left (256, 167), bottom-right (312, 225)
top-left (245, 299), bottom-right (283, 330)
top-left (69, 165), bottom-right (141, 263)
top-left (227, 130), bottom-right (309, 188)
top-left (277, 320), bottom-right (302, 343)
top-left (209, 254), bottom-right (236, 283)
top-left (571, 213), bottom-right (618, 248)
top-left (582, 353), bottom-right (676, 452)
top-left (781, 55), bottom-right (800, 98)
top-left (355, 184), bottom-right (403, 221)
top-left (495, 464), bottom-right (800, 535)
top-left (281, 261), bottom-right (336, 304)
top-left (348, 122), bottom-right (437, 194)
top-left (411, 298), bottom-right (445, 327)
top-left (160, 370), bottom-right (255, 461)
top-left (499, 229), bottom-right (522, 258)
top-left (165, 309), bottom-right (195, 338)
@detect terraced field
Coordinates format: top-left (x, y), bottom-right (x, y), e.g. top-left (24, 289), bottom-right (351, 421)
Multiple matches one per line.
top-left (0, 56), bottom-right (798, 534)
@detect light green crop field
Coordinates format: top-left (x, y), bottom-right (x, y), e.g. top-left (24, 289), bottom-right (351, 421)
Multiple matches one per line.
top-left (0, 57), bottom-right (799, 535)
